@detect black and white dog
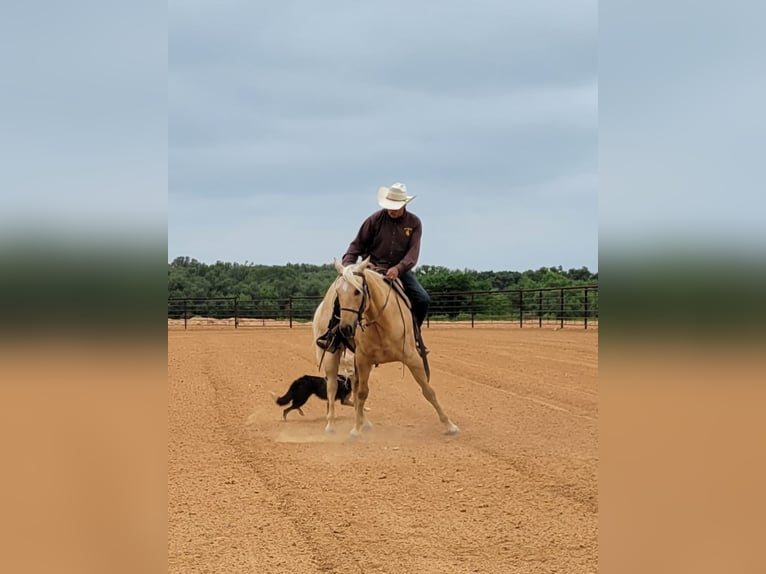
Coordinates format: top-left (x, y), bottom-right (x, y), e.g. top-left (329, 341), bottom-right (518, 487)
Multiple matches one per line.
top-left (271, 374), bottom-right (354, 420)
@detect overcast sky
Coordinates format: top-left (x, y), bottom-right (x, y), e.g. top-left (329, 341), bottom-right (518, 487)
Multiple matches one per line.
top-left (168, 0), bottom-right (597, 272)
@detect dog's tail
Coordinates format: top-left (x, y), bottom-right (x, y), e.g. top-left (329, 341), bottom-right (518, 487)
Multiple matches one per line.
top-left (270, 391), bottom-right (291, 406)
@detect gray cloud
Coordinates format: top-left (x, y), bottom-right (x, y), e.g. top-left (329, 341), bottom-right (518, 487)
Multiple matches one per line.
top-left (169, 0), bottom-right (597, 271)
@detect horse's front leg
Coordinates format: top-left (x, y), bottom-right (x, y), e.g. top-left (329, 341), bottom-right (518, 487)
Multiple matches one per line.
top-left (350, 361), bottom-right (373, 437)
top-left (324, 354), bottom-right (341, 434)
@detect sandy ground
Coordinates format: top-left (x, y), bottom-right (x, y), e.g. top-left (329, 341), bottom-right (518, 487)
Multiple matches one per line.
top-left (168, 325), bottom-right (598, 573)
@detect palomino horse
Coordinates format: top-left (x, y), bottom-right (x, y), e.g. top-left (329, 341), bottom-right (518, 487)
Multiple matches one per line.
top-left (312, 257), bottom-right (459, 436)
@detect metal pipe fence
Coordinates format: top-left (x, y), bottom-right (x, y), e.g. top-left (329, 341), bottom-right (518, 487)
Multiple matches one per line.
top-left (168, 285), bottom-right (598, 330)
top-left (427, 285), bottom-right (599, 329)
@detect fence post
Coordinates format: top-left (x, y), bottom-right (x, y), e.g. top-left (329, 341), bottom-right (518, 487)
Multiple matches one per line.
top-left (289, 297), bottom-right (293, 328)
top-left (183, 299), bottom-right (187, 331)
top-left (538, 290), bottom-right (542, 328)
top-left (519, 290), bottom-right (524, 328)
top-left (560, 288), bottom-right (565, 329)
top-left (471, 293), bottom-right (475, 328)
top-left (234, 297), bottom-right (239, 329)
top-left (584, 288), bottom-right (589, 330)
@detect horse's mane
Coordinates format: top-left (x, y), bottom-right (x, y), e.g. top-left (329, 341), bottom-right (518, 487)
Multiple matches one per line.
top-left (338, 259), bottom-right (369, 292)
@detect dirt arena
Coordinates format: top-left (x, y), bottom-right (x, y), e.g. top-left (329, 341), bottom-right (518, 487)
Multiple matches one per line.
top-left (168, 325), bottom-right (598, 573)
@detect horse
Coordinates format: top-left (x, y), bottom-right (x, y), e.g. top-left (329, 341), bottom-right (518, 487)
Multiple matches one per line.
top-left (312, 257), bottom-right (459, 436)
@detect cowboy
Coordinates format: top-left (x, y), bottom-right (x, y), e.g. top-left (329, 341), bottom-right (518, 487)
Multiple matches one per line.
top-left (337, 182), bottom-right (431, 355)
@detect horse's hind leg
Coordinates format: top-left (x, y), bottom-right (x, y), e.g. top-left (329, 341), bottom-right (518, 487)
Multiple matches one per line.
top-left (407, 361), bottom-right (459, 435)
top-left (350, 361), bottom-right (373, 437)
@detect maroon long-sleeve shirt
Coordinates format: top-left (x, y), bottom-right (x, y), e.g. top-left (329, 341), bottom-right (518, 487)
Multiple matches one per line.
top-left (342, 208), bottom-right (423, 274)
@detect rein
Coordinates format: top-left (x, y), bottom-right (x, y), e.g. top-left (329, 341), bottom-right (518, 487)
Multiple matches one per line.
top-left (320, 263), bottom-right (430, 381)
top-left (337, 271), bottom-right (368, 330)
top-left (362, 274), bottom-right (394, 329)
top-left (354, 272), bottom-right (407, 367)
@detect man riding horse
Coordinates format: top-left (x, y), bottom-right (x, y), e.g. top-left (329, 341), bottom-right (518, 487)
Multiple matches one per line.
top-left (316, 182), bottom-right (430, 356)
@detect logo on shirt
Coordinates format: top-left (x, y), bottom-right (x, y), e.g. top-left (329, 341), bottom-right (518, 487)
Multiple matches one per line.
top-left (404, 227), bottom-right (413, 237)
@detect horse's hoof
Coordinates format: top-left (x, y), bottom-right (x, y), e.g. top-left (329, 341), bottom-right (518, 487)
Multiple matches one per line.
top-left (362, 420), bottom-right (374, 432)
top-left (445, 425), bottom-right (460, 435)
top-left (349, 428), bottom-right (362, 438)
top-left (324, 425), bottom-right (336, 434)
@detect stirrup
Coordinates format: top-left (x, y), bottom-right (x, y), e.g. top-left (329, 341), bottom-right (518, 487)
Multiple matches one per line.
top-left (414, 323), bottom-right (428, 356)
top-left (316, 333), bottom-right (332, 350)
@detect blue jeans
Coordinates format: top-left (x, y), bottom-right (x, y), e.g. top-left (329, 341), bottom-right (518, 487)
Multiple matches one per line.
top-left (399, 271), bottom-right (430, 327)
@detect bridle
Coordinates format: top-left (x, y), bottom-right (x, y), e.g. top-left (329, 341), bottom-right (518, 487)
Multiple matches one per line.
top-left (338, 268), bottom-right (400, 331)
top-left (336, 271), bottom-right (368, 331)
top-left (317, 267), bottom-right (403, 371)
top-left (339, 270), bottom-right (408, 373)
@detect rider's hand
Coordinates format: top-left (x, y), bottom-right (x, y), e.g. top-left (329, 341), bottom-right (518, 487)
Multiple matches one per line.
top-left (386, 267), bottom-right (399, 281)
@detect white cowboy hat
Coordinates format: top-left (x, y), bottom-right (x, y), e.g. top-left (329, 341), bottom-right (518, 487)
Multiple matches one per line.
top-left (377, 182), bottom-right (415, 210)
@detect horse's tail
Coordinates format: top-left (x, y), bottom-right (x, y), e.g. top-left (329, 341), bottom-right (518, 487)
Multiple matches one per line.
top-left (270, 391), bottom-right (291, 406)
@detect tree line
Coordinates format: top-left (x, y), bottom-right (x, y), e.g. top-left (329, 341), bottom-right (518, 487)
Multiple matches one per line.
top-left (168, 257), bottom-right (598, 302)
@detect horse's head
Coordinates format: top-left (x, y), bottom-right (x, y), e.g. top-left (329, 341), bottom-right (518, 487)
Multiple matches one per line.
top-left (333, 257), bottom-right (370, 339)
